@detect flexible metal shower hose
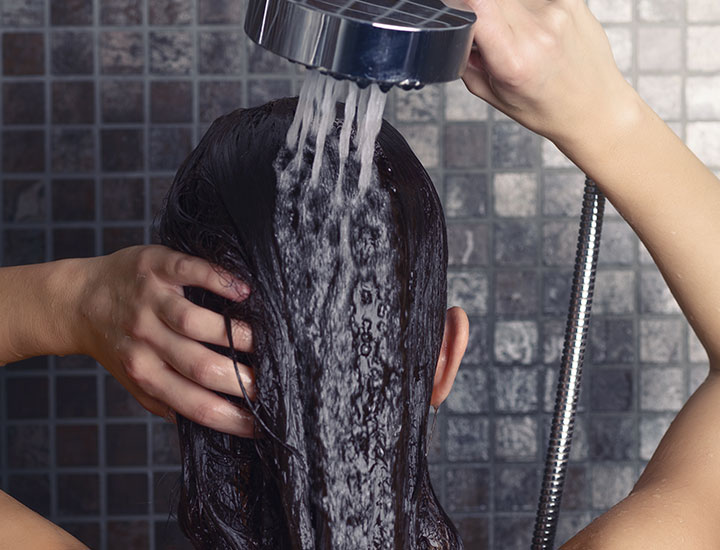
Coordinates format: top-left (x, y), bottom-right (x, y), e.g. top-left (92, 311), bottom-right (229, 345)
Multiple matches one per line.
top-left (531, 177), bottom-right (605, 549)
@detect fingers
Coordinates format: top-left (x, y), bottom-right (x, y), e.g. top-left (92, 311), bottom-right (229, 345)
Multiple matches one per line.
top-left (161, 251), bottom-right (250, 302)
top-left (152, 320), bottom-right (257, 401)
top-left (151, 363), bottom-right (255, 438)
top-left (158, 293), bottom-right (254, 352)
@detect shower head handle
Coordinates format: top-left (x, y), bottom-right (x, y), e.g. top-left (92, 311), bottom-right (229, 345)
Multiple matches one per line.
top-left (244, 0), bottom-right (476, 89)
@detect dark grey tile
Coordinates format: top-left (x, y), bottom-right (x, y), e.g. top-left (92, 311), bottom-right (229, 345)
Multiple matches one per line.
top-left (5, 356), bottom-right (48, 371)
top-left (594, 270), bottom-right (635, 314)
top-left (590, 464), bottom-right (635, 509)
top-left (494, 221), bottom-right (538, 266)
top-left (444, 123), bottom-right (487, 168)
top-left (101, 80), bottom-right (144, 123)
top-left (6, 377), bottom-right (49, 419)
top-left (153, 471), bottom-right (181, 514)
top-left (107, 424), bottom-right (148, 466)
top-left (101, 31), bottom-right (144, 75)
top-left (102, 178), bottom-right (145, 221)
top-left (542, 171), bottom-right (585, 216)
top-left (105, 375), bottom-right (148, 417)
top-left (426, 414), bottom-right (444, 464)
top-left (58, 523), bottom-right (101, 548)
top-left (3, 82), bottom-right (45, 125)
top-left (494, 321), bottom-right (538, 365)
top-left (150, 0), bottom-right (192, 25)
top-left (495, 270), bottom-right (538, 315)
top-left (451, 516), bottom-right (489, 550)
top-left (447, 223), bottom-right (489, 267)
top-left (491, 121), bottom-right (537, 169)
top-left (101, 0), bottom-right (143, 25)
top-left (107, 521), bottom-right (151, 550)
top-left (446, 467), bottom-right (489, 512)
top-left (248, 79), bottom-right (293, 107)
top-left (149, 127), bottom-right (192, 171)
top-left (447, 416), bottom-right (489, 462)
top-left (493, 367), bottom-right (538, 413)
top-left (3, 228), bottom-right (46, 265)
top-left (152, 422), bottom-right (181, 466)
top-left (51, 31), bottom-right (94, 75)
top-left (542, 270), bottom-right (572, 315)
top-left (150, 176), bottom-right (173, 217)
top-left (640, 414), bottom-right (673, 460)
top-left (56, 375), bottom-right (98, 418)
top-left (103, 226), bottom-right (145, 253)
top-left (590, 369), bottom-right (633, 412)
top-left (58, 474), bottom-right (100, 515)
top-left (51, 0), bottom-right (93, 25)
top-left (640, 269), bottom-right (680, 314)
top-left (56, 425), bottom-right (99, 467)
top-left (541, 319), bottom-right (564, 366)
top-left (561, 466), bottom-right (588, 511)
top-left (542, 221), bottom-right (577, 266)
top-left (8, 474), bottom-right (50, 516)
top-left (640, 318), bottom-right (683, 363)
top-left (589, 415), bottom-right (635, 460)
top-left (101, 129), bottom-right (144, 172)
top-left (494, 415), bottom-right (538, 460)
top-left (494, 465), bottom-right (538, 512)
top-left (597, 220), bottom-right (635, 266)
top-left (151, 81), bottom-right (193, 123)
top-left (155, 521), bottom-right (194, 550)
top-left (447, 270), bottom-right (488, 316)
top-left (7, 425), bottom-right (50, 468)
top-left (52, 179), bottom-right (95, 221)
top-left (590, 318), bottom-right (635, 364)
top-left (2, 130), bottom-right (45, 173)
top-left (198, 0), bottom-right (244, 23)
top-left (150, 31), bottom-right (192, 75)
top-left (53, 228), bottom-right (96, 260)
top-left (199, 80), bottom-right (243, 122)
top-left (463, 318), bottom-right (488, 365)
top-left (247, 42), bottom-right (292, 73)
top-left (445, 173), bottom-right (488, 218)
top-left (2, 179), bottom-right (45, 222)
top-left (56, 355), bottom-right (96, 369)
top-left (446, 368), bottom-right (489, 414)
top-left (51, 128), bottom-right (95, 173)
top-left (2, 33), bottom-right (45, 76)
top-left (494, 515), bottom-right (534, 550)
top-left (2, 0), bottom-right (45, 26)
top-left (52, 81), bottom-right (95, 124)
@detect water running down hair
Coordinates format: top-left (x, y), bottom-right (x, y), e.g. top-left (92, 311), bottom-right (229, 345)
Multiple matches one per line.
top-left (158, 97), bottom-right (461, 549)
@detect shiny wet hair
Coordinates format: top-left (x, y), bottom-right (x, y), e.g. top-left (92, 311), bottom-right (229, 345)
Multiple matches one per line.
top-left (158, 97), bottom-right (460, 549)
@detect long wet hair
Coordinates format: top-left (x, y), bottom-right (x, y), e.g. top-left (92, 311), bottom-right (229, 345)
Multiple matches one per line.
top-left (158, 97), bottom-right (460, 549)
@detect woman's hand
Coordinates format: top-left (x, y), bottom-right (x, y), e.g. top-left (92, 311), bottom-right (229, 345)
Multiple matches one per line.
top-left (77, 245), bottom-right (257, 438)
top-left (461, 0), bottom-right (638, 147)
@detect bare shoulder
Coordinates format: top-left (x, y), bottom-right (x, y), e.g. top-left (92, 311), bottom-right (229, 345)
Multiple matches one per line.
top-left (0, 490), bottom-right (88, 549)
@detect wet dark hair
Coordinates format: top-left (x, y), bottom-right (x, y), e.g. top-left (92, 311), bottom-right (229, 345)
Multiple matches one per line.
top-left (158, 97), bottom-right (459, 549)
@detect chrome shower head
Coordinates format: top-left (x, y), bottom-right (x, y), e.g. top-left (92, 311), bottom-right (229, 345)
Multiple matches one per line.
top-left (244, 0), bottom-right (476, 90)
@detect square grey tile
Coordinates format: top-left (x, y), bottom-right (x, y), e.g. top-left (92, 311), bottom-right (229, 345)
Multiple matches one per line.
top-left (491, 121), bottom-right (536, 169)
top-left (640, 367), bottom-right (685, 411)
top-left (447, 222), bottom-right (489, 267)
top-left (446, 368), bottom-right (489, 414)
top-left (493, 367), bottom-right (538, 413)
top-left (640, 318), bottom-right (684, 363)
top-left (444, 173), bottom-right (487, 218)
top-left (447, 416), bottom-right (489, 462)
top-left (494, 415), bottom-right (538, 460)
top-left (494, 321), bottom-right (538, 365)
top-left (447, 270), bottom-right (488, 315)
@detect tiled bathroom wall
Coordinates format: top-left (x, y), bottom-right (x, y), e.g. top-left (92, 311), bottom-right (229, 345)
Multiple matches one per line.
top-left (1, 0), bottom-right (718, 549)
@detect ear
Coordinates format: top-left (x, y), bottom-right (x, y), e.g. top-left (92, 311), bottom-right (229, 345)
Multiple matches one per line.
top-left (431, 307), bottom-right (469, 408)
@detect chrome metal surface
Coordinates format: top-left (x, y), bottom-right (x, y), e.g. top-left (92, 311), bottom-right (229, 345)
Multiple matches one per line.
top-left (532, 178), bottom-right (605, 550)
top-left (244, 0), bottom-right (476, 88)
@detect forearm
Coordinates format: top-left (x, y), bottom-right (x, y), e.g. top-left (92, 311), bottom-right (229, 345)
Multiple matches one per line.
top-left (0, 259), bottom-right (91, 366)
top-left (557, 89), bottom-right (720, 365)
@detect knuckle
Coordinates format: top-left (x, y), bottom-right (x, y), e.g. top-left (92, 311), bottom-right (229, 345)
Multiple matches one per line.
top-left (173, 256), bottom-right (194, 279)
top-left (189, 359), bottom-right (214, 386)
top-left (124, 357), bottom-right (150, 389)
top-left (171, 304), bottom-right (194, 334)
top-left (190, 402), bottom-right (216, 428)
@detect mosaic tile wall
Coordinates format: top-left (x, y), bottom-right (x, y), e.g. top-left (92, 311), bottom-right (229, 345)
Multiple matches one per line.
top-left (0, 0), bottom-right (718, 548)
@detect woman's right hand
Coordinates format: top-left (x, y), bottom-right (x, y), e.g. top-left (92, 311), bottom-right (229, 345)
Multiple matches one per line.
top-left (76, 245), bottom-right (257, 438)
top-left (461, 0), bottom-right (640, 148)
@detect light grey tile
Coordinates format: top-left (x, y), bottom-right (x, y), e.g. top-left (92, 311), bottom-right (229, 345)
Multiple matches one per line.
top-left (689, 365), bottom-right (708, 393)
top-left (446, 368), bottom-right (489, 414)
top-left (447, 270), bottom-right (489, 315)
top-left (594, 270), bottom-right (635, 314)
top-left (494, 416), bottom-right (538, 460)
top-left (605, 27), bottom-right (633, 73)
top-left (688, 26), bottom-right (720, 71)
top-left (688, 0), bottom-right (720, 21)
top-left (688, 328), bottom-right (709, 364)
top-left (493, 172), bottom-right (537, 217)
top-left (542, 139), bottom-right (574, 168)
top-left (464, 319), bottom-right (489, 365)
top-left (686, 76), bottom-right (720, 119)
top-left (445, 79), bottom-right (488, 121)
top-left (638, 0), bottom-right (683, 22)
top-left (542, 171), bottom-right (585, 216)
top-left (493, 367), bottom-right (538, 413)
top-left (588, 0), bottom-right (632, 22)
top-left (640, 318), bottom-right (684, 363)
top-left (639, 415), bottom-right (673, 460)
top-left (597, 220), bottom-right (636, 266)
top-left (640, 368), bottom-right (685, 411)
top-left (640, 269), bottom-right (680, 314)
top-left (638, 27), bottom-right (682, 72)
top-left (395, 86), bottom-right (440, 122)
top-left (687, 122), bottom-right (720, 167)
top-left (445, 173), bottom-right (488, 219)
top-left (447, 223), bottom-right (490, 266)
top-left (542, 320), bottom-right (565, 366)
top-left (590, 464), bottom-right (635, 509)
top-left (494, 321), bottom-right (538, 365)
top-left (556, 514), bottom-right (594, 549)
top-left (638, 75), bottom-right (682, 120)
top-left (542, 221), bottom-right (577, 266)
top-left (397, 123), bottom-right (439, 169)
top-left (2, 0), bottom-right (45, 26)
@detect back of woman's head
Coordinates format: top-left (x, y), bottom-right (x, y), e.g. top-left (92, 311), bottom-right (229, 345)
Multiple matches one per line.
top-left (158, 97), bottom-right (460, 549)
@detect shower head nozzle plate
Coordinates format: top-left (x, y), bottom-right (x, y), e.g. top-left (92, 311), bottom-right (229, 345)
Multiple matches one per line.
top-left (245, 0), bottom-right (476, 89)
